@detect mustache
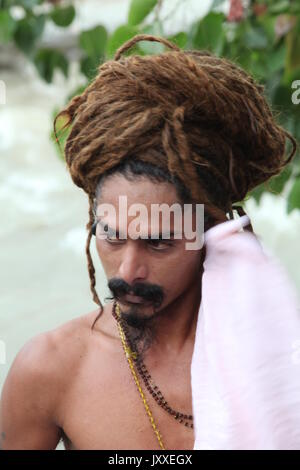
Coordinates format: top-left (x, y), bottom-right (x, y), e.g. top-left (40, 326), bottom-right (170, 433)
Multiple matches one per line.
top-left (107, 278), bottom-right (164, 308)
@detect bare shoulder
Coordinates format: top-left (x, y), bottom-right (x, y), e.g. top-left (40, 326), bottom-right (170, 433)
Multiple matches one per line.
top-left (3, 327), bottom-right (66, 392)
top-left (3, 312), bottom-right (98, 405)
top-left (0, 316), bottom-right (87, 419)
top-left (32, 309), bottom-right (104, 379)
top-left (15, 308), bottom-right (106, 380)
top-left (15, 313), bottom-right (91, 376)
top-left (2, 308), bottom-right (106, 400)
top-left (0, 329), bottom-right (65, 449)
top-left (0, 309), bottom-right (103, 449)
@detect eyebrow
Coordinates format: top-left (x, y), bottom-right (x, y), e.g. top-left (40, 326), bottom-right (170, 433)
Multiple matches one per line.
top-left (96, 218), bottom-right (178, 239)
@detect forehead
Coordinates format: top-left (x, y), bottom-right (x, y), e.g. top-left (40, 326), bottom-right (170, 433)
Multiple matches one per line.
top-left (95, 174), bottom-right (190, 236)
top-left (94, 174), bottom-right (200, 241)
top-left (97, 174), bottom-right (180, 207)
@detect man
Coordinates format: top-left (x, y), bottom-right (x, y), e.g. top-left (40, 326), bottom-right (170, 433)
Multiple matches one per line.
top-left (0, 34), bottom-right (297, 450)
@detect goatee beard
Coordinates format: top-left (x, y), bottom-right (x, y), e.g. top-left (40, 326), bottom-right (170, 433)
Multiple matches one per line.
top-left (114, 302), bottom-right (158, 361)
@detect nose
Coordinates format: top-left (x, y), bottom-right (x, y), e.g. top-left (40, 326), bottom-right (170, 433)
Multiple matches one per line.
top-left (118, 243), bottom-right (148, 286)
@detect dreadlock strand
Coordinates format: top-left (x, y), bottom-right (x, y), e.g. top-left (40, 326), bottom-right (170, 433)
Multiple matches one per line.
top-left (86, 195), bottom-right (101, 307)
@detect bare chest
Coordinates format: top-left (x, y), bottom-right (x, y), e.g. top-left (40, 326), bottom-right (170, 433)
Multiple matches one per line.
top-left (58, 343), bottom-right (195, 450)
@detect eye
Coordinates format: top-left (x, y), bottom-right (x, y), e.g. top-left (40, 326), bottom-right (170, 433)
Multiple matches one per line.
top-left (147, 239), bottom-right (174, 250)
top-left (96, 222), bottom-right (124, 243)
top-left (105, 234), bottom-right (124, 243)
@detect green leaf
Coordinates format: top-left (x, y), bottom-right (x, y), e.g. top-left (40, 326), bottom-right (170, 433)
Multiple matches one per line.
top-left (294, 115), bottom-right (300, 143)
top-left (193, 12), bottom-right (225, 55)
top-left (167, 31), bottom-right (188, 49)
top-left (266, 43), bottom-right (286, 74)
top-left (139, 22), bottom-right (165, 54)
top-left (107, 25), bottom-right (140, 58)
top-left (51, 108), bottom-right (71, 161)
top-left (80, 56), bottom-right (100, 80)
top-left (246, 51), bottom-right (269, 80)
top-left (267, 165), bottom-right (292, 194)
top-left (34, 48), bottom-right (68, 83)
top-left (290, 2), bottom-right (300, 14)
top-left (79, 26), bottom-right (108, 78)
top-left (256, 15), bottom-right (276, 46)
top-left (0, 10), bottom-right (16, 43)
top-left (265, 70), bottom-right (284, 102)
top-left (272, 83), bottom-right (294, 109)
top-left (287, 177), bottom-right (300, 213)
top-left (268, 1), bottom-right (290, 15)
top-left (243, 25), bottom-right (268, 50)
top-left (14, 14), bottom-right (46, 55)
top-left (50, 5), bottom-right (76, 28)
top-left (128, 0), bottom-right (157, 26)
top-left (249, 183), bottom-right (266, 205)
top-left (79, 25), bottom-right (107, 60)
top-left (286, 19), bottom-right (300, 76)
top-left (284, 66), bottom-right (300, 86)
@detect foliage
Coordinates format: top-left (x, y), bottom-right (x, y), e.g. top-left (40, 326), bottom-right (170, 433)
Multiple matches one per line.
top-left (1, 0), bottom-right (299, 212)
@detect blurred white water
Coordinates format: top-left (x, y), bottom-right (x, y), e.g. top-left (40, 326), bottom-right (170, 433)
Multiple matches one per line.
top-left (0, 57), bottom-right (105, 382)
top-left (0, 0), bottom-right (299, 450)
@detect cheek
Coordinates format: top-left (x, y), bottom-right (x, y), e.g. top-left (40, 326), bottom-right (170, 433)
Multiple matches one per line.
top-left (172, 256), bottom-right (200, 285)
top-left (153, 250), bottom-right (202, 293)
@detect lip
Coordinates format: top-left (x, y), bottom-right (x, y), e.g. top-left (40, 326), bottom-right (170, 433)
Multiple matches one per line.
top-left (124, 294), bottom-right (145, 304)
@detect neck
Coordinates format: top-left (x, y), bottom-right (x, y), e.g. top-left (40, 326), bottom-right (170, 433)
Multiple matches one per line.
top-left (147, 276), bottom-right (202, 359)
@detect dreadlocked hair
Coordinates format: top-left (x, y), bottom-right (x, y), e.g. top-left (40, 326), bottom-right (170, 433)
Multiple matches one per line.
top-left (53, 33), bottom-right (297, 326)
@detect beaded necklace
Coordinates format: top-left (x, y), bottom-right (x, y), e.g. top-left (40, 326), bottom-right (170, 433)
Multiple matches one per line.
top-left (112, 301), bottom-right (194, 448)
top-left (113, 301), bottom-right (165, 449)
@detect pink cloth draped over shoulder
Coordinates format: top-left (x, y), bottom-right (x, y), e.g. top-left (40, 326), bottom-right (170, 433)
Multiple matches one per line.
top-left (191, 214), bottom-right (300, 450)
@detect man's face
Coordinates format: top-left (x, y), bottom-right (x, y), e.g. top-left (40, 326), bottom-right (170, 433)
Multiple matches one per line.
top-left (94, 174), bottom-right (204, 353)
